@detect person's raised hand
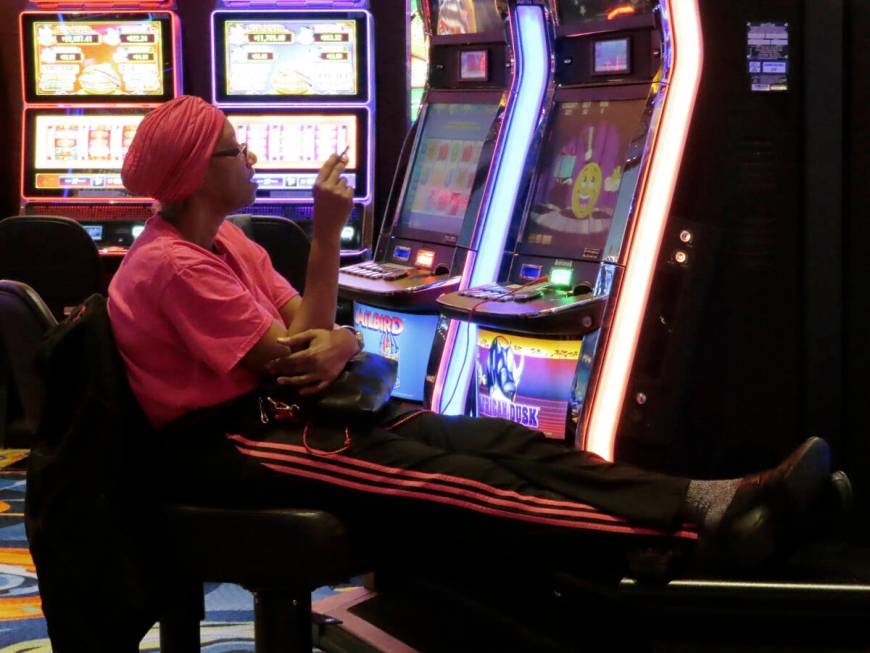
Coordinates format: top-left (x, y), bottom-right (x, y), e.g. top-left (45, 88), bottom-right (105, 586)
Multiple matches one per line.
top-left (265, 328), bottom-right (358, 396)
top-left (312, 153), bottom-right (353, 241)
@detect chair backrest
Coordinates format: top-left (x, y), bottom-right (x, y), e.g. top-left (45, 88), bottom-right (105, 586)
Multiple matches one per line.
top-left (0, 215), bottom-right (103, 320)
top-left (228, 214), bottom-right (310, 291)
top-left (0, 281), bottom-right (57, 448)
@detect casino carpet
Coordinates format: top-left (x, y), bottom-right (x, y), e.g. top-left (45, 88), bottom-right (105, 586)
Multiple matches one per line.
top-left (0, 451), bottom-right (360, 653)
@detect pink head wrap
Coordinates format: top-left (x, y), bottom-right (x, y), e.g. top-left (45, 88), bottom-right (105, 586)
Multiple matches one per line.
top-left (122, 95), bottom-right (227, 203)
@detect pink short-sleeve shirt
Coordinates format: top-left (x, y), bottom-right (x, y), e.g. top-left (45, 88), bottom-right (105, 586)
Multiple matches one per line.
top-left (108, 215), bottom-right (298, 428)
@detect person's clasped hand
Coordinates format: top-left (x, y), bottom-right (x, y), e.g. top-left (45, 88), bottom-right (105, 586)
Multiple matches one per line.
top-left (265, 328), bottom-right (358, 395)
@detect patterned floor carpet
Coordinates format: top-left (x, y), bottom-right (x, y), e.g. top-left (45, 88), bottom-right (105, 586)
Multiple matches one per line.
top-left (0, 452), bottom-right (359, 652)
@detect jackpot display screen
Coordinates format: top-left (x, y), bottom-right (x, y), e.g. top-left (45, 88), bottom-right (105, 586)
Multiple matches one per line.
top-left (397, 102), bottom-right (498, 241)
top-left (557, 0), bottom-right (653, 25)
top-left (227, 111), bottom-right (367, 199)
top-left (476, 329), bottom-right (582, 440)
top-left (22, 12), bottom-right (175, 102)
top-left (23, 109), bottom-right (147, 198)
top-left (522, 98), bottom-right (645, 258)
top-left (214, 12), bottom-right (368, 102)
top-left (434, 0), bottom-right (502, 36)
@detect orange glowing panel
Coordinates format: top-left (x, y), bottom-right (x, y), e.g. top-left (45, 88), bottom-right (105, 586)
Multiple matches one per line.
top-left (607, 5), bottom-right (638, 20)
top-left (583, 0), bottom-right (703, 461)
top-left (415, 249), bottom-right (435, 269)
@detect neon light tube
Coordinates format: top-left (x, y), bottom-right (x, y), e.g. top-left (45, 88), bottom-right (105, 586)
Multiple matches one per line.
top-left (584, 0), bottom-right (703, 460)
top-left (434, 4), bottom-right (551, 415)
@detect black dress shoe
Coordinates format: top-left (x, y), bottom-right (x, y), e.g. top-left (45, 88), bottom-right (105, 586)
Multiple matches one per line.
top-left (709, 436), bottom-right (832, 568)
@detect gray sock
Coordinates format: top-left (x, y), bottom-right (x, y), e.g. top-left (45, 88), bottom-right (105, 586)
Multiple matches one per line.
top-left (684, 479), bottom-right (742, 532)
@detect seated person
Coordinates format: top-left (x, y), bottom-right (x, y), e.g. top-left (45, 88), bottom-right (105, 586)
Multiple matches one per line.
top-left (109, 95), bottom-right (844, 570)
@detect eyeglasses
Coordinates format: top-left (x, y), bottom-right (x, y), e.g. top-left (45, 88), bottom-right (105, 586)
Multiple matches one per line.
top-left (212, 143), bottom-right (249, 159)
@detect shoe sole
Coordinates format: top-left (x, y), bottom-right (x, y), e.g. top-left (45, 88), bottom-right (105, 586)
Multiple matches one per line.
top-left (713, 437), bottom-right (831, 569)
top-left (777, 436), bottom-right (831, 516)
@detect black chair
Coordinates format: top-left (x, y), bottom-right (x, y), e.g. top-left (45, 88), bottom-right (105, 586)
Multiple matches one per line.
top-left (0, 280), bottom-right (365, 652)
top-left (0, 216), bottom-right (103, 320)
top-left (228, 215), bottom-right (310, 291)
top-left (0, 281), bottom-right (56, 447)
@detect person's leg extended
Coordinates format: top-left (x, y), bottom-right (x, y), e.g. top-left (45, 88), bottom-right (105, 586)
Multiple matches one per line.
top-left (215, 415), bottom-right (697, 543)
top-left (385, 412), bottom-right (690, 529)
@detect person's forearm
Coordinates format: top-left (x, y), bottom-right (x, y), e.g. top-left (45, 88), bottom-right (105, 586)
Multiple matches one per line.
top-left (286, 232), bottom-right (340, 335)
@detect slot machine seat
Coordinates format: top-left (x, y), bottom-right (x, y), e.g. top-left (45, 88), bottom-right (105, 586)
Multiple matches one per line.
top-left (0, 281), bottom-right (365, 652)
top-left (228, 214), bottom-right (311, 292)
top-left (0, 281), bottom-right (56, 448)
top-left (0, 215), bottom-right (103, 320)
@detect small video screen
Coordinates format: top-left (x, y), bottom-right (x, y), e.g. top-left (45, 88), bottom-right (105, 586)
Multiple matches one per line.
top-left (398, 102), bottom-right (499, 238)
top-left (523, 98), bottom-right (646, 257)
top-left (24, 14), bottom-right (171, 99)
top-left (435, 0), bottom-right (502, 36)
top-left (219, 16), bottom-right (361, 98)
top-left (25, 111), bottom-right (147, 196)
top-left (460, 50), bottom-right (488, 81)
top-left (558, 0), bottom-right (653, 25)
top-left (593, 38), bottom-right (630, 74)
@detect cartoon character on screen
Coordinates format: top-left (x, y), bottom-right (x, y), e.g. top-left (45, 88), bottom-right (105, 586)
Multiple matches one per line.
top-left (569, 123), bottom-right (623, 221)
top-left (480, 336), bottom-right (524, 402)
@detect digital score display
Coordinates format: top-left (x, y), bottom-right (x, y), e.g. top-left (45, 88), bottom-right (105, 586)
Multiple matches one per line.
top-left (460, 50), bottom-right (488, 81)
top-left (223, 18), bottom-right (358, 97)
top-left (593, 38), bottom-right (630, 74)
top-left (25, 112), bottom-right (146, 196)
top-left (227, 113), bottom-right (362, 196)
top-left (476, 329), bottom-right (582, 440)
top-left (28, 17), bottom-right (168, 98)
top-left (435, 0), bottom-right (502, 36)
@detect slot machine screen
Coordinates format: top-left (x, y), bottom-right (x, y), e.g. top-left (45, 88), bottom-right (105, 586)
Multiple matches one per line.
top-left (521, 98), bottom-right (645, 258)
top-left (21, 12), bottom-right (175, 103)
top-left (227, 111), bottom-right (367, 199)
top-left (396, 102), bottom-right (498, 242)
top-left (213, 12), bottom-right (368, 103)
top-left (557, 0), bottom-right (653, 25)
top-left (23, 109), bottom-right (148, 199)
top-left (434, 0), bottom-right (502, 36)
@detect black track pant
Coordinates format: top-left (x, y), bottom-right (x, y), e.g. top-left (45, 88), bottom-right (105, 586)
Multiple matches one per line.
top-left (160, 400), bottom-right (697, 547)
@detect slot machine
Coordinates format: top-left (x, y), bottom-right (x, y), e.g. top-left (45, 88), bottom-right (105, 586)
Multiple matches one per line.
top-left (210, 0), bottom-right (375, 260)
top-left (437, 0), bottom-right (702, 451)
top-left (18, 0), bottom-right (182, 255)
top-left (338, 0), bottom-right (551, 406)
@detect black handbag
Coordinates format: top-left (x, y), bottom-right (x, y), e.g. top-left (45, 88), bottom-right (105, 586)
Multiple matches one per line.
top-left (262, 351), bottom-right (398, 424)
top-left (165, 353), bottom-right (399, 457)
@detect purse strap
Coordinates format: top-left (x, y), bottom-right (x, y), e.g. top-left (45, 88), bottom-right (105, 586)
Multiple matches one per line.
top-left (302, 423), bottom-right (351, 457)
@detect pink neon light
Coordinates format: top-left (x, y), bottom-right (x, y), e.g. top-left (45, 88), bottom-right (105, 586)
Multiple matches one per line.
top-left (584, 0), bottom-right (703, 461)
